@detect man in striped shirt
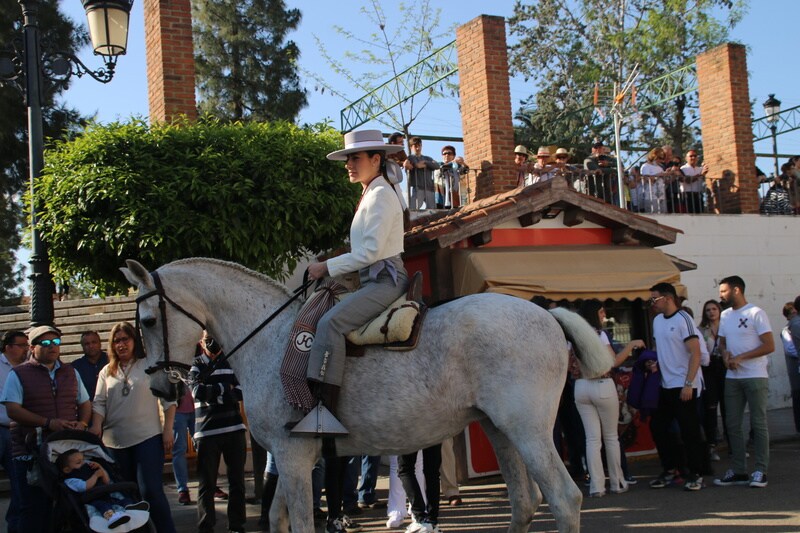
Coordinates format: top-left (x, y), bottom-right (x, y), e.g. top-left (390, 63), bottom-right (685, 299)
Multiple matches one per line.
top-left (190, 332), bottom-right (247, 533)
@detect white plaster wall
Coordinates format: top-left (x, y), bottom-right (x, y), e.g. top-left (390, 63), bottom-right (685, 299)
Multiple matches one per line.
top-left (652, 214), bottom-right (800, 409)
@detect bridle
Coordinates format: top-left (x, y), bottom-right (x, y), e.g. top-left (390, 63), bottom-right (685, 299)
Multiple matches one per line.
top-left (136, 271), bottom-right (206, 384)
top-left (135, 269), bottom-right (315, 386)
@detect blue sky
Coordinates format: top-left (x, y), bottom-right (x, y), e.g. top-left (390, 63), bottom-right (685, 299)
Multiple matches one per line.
top-left (57, 0), bottom-right (799, 170)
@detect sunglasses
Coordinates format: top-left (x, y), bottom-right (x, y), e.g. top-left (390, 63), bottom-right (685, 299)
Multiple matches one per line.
top-left (113, 336), bottom-right (133, 345)
top-left (37, 338), bottom-right (62, 347)
top-left (556, 155), bottom-right (568, 159)
top-left (442, 151), bottom-right (454, 156)
top-left (648, 296), bottom-right (665, 305)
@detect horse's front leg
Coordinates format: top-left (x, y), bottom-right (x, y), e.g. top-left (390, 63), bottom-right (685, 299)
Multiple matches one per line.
top-left (271, 445), bottom-right (318, 533)
top-left (269, 477), bottom-right (291, 533)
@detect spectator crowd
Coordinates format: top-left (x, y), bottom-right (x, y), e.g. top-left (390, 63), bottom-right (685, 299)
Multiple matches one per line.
top-left (389, 131), bottom-right (800, 216)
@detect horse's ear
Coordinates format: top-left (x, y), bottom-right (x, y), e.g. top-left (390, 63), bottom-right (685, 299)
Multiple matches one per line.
top-left (121, 259), bottom-right (154, 289)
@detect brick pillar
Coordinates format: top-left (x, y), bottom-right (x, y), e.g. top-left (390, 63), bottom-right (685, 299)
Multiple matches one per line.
top-left (696, 43), bottom-right (758, 214)
top-left (144, 0), bottom-right (197, 123)
top-left (456, 16), bottom-right (516, 201)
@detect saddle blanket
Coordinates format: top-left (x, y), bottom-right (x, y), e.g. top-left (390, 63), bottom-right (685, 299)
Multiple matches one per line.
top-left (280, 278), bottom-right (348, 411)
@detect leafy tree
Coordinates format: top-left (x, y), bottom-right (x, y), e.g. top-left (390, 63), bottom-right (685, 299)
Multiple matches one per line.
top-left (33, 119), bottom-right (357, 295)
top-left (508, 0), bottom-right (747, 156)
top-left (193, 0), bottom-right (307, 121)
top-left (304, 0), bottom-right (457, 139)
top-left (0, 0), bottom-right (89, 302)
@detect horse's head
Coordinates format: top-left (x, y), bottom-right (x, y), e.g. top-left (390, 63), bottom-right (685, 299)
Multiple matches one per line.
top-left (121, 259), bottom-right (207, 401)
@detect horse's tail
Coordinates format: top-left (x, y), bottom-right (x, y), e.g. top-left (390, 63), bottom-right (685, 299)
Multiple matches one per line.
top-left (548, 307), bottom-right (614, 379)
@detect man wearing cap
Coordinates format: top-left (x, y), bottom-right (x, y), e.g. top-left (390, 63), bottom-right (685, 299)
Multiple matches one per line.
top-left (0, 325), bottom-right (91, 531)
top-left (0, 331), bottom-right (28, 533)
top-left (514, 145), bottom-right (533, 187)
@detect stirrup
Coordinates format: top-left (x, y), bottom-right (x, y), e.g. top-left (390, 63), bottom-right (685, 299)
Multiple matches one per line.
top-left (290, 402), bottom-right (349, 436)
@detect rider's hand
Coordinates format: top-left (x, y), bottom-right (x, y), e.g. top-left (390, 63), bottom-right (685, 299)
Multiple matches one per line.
top-left (307, 262), bottom-right (328, 281)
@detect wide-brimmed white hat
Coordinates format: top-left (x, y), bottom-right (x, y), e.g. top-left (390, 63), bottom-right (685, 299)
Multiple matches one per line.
top-left (327, 129), bottom-right (405, 161)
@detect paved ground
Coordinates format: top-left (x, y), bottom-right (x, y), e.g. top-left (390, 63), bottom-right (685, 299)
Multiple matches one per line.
top-left (3, 407), bottom-right (799, 532)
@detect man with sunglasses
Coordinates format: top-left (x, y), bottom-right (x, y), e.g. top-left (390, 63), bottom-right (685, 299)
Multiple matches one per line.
top-left (433, 145), bottom-right (464, 209)
top-left (647, 283), bottom-right (710, 492)
top-left (0, 325), bottom-right (91, 531)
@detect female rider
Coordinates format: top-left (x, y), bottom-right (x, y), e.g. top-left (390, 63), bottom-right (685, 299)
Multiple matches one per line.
top-left (301, 128), bottom-right (409, 428)
top-left (296, 129), bottom-right (409, 533)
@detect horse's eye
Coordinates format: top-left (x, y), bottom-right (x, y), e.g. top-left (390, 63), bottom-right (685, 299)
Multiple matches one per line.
top-left (142, 318), bottom-right (156, 328)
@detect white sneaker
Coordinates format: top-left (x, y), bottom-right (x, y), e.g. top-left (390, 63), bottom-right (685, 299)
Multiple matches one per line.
top-left (405, 521), bottom-right (426, 533)
top-left (419, 520), bottom-right (440, 533)
top-left (386, 511), bottom-right (404, 529)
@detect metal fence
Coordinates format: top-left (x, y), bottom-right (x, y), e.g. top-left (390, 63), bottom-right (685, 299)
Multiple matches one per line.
top-left (407, 167), bottom-right (799, 216)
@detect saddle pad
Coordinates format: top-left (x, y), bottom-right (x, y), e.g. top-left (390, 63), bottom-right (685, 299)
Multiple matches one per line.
top-left (345, 294), bottom-right (420, 345)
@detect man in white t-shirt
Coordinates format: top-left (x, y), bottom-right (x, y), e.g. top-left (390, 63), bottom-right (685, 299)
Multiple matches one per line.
top-left (647, 283), bottom-right (709, 491)
top-left (679, 150), bottom-right (708, 213)
top-left (713, 275), bottom-right (774, 489)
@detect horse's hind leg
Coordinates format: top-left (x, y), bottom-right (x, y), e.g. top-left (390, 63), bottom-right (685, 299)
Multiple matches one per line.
top-left (504, 427), bottom-right (582, 533)
top-left (480, 419), bottom-right (541, 533)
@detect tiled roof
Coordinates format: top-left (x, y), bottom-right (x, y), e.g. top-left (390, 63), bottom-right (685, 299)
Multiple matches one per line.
top-left (404, 177), bottom-right (682, 252)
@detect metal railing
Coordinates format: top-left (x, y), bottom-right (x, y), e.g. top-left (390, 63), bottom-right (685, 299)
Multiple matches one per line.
top-left (752, 104), bottom-right (800, 142)
top-left (406, 167), bottom-right (798, 216)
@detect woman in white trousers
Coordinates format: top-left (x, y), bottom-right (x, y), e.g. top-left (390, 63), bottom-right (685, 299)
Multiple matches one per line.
top-left (575, 300), bottom-right (645, 497)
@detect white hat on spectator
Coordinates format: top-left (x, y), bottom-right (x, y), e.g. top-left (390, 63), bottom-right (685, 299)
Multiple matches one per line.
top-left (555, 148), bottom-right (569, 156)
top-left (514, 145), bottom-right (529, 156)
top-left (536, 147), bottom-right (551, 157)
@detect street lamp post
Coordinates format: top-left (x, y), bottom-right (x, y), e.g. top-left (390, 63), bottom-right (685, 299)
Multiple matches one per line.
top-left (0, 0), bottom-right (133, 326)
top-left (763, 93), bottom-right (781, 179)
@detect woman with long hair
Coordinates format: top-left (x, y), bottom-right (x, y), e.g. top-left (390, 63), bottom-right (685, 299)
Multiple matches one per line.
top-left (575, 300), bottom-right (645, 497)
top-left (90, 322), bottom-right (176, 533)
top-left (297, 129), bottom-right (410, 533)
top-left (699, 299), bottom-right (726, 459)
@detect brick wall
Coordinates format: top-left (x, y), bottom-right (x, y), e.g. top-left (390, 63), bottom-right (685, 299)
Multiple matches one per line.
top-left (456, 16), bottom-right (517, 201)
top-left (144, 0), bottom-right (197, 123)
top-left (696, 43), bottom-right (758, 214)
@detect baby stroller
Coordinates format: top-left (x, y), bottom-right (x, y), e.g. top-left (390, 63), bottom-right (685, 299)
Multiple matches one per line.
top-left (35, 429), bottom-right (152, 532)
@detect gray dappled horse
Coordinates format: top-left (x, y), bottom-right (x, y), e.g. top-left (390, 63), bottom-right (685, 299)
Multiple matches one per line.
top-left (122, 258), bottom-right (613, 533)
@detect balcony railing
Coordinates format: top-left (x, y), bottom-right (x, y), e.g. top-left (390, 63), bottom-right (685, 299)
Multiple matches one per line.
top-left (406, 167), bottom-right (799, 216)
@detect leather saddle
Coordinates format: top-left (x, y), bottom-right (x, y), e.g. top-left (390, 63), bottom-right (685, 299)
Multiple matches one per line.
top-left (345, 271), bottom-right (427, 355)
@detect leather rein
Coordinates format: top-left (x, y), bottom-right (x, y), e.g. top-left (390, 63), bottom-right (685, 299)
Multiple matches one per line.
top-left (135, 270), bottom-right (314, 384)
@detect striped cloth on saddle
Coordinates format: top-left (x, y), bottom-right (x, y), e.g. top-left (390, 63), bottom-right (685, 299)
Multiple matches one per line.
top-left (280, 278), bottom-right (349, 411)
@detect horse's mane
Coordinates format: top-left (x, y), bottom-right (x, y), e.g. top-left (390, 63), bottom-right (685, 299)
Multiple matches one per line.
top-left (166, 257), bottom-right (293, 297)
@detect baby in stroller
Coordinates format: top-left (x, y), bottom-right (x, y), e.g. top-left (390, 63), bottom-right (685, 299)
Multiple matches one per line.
top-left (39, 429), bottom-right (151, 533)
top-left (56, 449), bottom-right (149, 530)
